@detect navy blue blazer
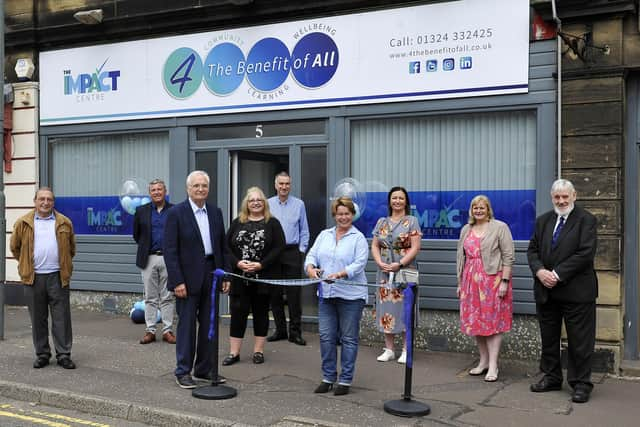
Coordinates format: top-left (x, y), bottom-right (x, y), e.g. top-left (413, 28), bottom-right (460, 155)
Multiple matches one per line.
top-left (133, 201), bottom-right (174, 269)
top-left (527, 204), bottom-right (598, 304)
top-left (163, 199), bottom-right (231, 296)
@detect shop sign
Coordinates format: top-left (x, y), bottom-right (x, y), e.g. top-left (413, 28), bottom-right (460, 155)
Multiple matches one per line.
top-left (40, 0), bottom-right (529, 125)
top-left (56, 196), bottom-right (146, 235)
top-left (354, 190), bottom-right (536, 241)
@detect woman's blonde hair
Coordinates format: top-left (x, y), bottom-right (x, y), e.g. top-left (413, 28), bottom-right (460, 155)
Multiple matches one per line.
top-left (467, 195), bottom-right (494, 225)
top-left (239, 186), bottom-right (272, 223)
top-left (331, 196), bottom-right (356, 216)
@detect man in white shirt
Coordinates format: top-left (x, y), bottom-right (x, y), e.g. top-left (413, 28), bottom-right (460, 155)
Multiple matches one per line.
top-left (10, 188), bottom-right (77, 370)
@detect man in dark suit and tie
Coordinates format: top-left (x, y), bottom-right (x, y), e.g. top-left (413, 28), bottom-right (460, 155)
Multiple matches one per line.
top-left (163, 170), bottom-right (231, 389)
top-left (527, 179), bottom-right (598, 403)
top-left (133, 179), bottom-right (175, 345)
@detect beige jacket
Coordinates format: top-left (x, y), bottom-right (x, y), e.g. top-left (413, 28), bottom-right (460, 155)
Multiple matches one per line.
top-left (10, 209), bottom-right (76, 286)
top-left (456, 219), bottom-right (514, 284)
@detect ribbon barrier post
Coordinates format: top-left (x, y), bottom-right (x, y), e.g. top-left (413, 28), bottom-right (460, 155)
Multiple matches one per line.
top-left (383, 283), bottom-right (431, 417)
top-left (192, 269), bottom-right (237, 400)
top-left (193, 270), bottom-right (429, 411)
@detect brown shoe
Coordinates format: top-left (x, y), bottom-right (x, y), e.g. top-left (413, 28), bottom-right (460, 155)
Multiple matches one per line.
top-left (140, 332), bottom-right (156, 344)
top-left (162, 331), bottom-right (176, 344)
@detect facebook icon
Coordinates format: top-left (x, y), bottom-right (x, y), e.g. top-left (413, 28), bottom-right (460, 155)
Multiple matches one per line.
top-left (426, 60), bottom-right (437, 72)
top-left (443, 58), bottom-right (455, 71)
top-left (409, 61), bottom-right (421, 74)
top-left (460, 56), bottom-right (473, 69)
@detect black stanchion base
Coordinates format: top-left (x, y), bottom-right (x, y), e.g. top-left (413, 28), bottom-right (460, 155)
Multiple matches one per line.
top-left (192, 385), bottom-right (237, 400)
top-left (384, 398), bottom-right (431, 417)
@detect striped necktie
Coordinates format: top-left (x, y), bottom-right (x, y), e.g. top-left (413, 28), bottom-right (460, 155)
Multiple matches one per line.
top-left (551, 216), bottom-right (565, 247)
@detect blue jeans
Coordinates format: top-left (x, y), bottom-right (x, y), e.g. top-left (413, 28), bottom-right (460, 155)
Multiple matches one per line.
top-left (318, 297), bottom-right (365, 386)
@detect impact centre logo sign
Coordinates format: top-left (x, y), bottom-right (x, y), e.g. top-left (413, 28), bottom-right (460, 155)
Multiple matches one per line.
top-left (162, 32), bottom-right (339, 99)
top-left (63, 58), bottom-right (121, 102)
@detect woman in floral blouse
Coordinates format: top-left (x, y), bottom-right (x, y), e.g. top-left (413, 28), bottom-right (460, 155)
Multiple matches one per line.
top-left (223, 187), bottom-right (285, 366)
top-left (371, 186), bottom-right (422, 364)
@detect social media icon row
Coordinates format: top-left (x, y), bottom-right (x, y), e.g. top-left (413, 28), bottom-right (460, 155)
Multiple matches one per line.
top-left (409, 57), bottom-right (472, 74)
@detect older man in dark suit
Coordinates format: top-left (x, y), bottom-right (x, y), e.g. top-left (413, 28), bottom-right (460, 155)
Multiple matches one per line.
top-left (527, 179), bottom-right (598, 403)
top-left (164, 170), bottom-right (231, 389)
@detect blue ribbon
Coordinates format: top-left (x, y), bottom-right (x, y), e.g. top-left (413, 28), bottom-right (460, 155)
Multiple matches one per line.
top-left (402, 283), bottom-right (416, 368)
top-left (208, 269), bottom-right (226, 341)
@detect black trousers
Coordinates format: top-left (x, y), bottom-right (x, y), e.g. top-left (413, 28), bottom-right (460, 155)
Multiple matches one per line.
top-left (229, 284), bottom-right (270, 338)
top-left (24, 272), bottom-right (73, 360)
top-left (536, 298), bottom-right (596, 390)
top-left (270, 246), bottom-right (303, 337)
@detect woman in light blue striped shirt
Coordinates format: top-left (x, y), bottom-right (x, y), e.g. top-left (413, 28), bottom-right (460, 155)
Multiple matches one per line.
top-left (305, 197), bottom-right (368, 397)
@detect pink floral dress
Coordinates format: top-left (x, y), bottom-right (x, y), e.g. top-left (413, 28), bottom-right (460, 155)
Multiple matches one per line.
top-left (373, 216), bottom-right (422, 334)
top-left (459, 232), bottom-right (512, 336)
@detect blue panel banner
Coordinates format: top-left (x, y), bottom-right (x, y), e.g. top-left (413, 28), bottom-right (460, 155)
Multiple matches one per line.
top-left (56, 196), bottom-right (152, 235)
top-left (353, 190), bottom-right (535, 241)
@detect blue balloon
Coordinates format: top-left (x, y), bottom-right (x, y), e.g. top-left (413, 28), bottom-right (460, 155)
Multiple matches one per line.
top-left (131, 300), bottom-right (161, 323)
top-left (130, 308), bottom-right (145, 324)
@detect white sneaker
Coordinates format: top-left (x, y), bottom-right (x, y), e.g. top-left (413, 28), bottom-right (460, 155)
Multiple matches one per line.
top-left (377, 348), bottom-right (396, 362)
top-left (397, 350), bottom-right (407, 364)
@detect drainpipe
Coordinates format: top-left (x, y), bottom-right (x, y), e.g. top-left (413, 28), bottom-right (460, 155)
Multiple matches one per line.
top-left (551, 0), bottom-right (562, 179)
top-left (0, 0), bottom-right (5, 341)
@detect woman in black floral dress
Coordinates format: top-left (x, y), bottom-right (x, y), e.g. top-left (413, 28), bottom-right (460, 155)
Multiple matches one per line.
top-left (223, 187), bottom-right (285, 365)
top-left (371, 186), bottom-right (422, 364)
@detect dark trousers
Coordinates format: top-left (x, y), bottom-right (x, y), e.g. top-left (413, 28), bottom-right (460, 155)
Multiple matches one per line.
top-left (270, 247), bottom-right (303, 337)
top-left (229, 285), bottom-right (270, 338)
top-left (24, 272), bottom-right (73, 360)
top-left (536, 299), bottom-right (596, 390)
top-left (174, 270), bottom-right (214, 378)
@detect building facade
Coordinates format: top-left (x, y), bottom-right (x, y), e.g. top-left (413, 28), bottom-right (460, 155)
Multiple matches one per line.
top-left (2, 0), bottom-right (638, 372)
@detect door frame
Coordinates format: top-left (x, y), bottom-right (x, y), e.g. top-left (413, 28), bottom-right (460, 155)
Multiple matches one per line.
top-left (189, 123), bottom-right (330, 317)
top-left (190, 133), bottom-right (329, 226)
top-left (624, 75), bottom-right (639, 360)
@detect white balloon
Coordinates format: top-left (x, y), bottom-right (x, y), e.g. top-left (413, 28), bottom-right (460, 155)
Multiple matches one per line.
top-left (333, 177), bottom-right (367, 218)
top-left (119, 178), bottom-right (146, 215)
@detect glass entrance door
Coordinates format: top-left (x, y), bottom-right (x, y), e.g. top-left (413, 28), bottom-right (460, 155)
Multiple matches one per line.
top-left (192, 118), bottom-right (328, 320)
top-left (230, 148), bottom-right (288, 218)
top-left (229, 146), bottom-right (327, 317)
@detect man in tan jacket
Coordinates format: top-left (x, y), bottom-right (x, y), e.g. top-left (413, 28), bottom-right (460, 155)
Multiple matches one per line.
top-left (10, 187), bottom-right (76, 369)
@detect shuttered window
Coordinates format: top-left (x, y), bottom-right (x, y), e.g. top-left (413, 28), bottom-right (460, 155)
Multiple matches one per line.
top-left (49, 132), bottom-right (170, 235)
top-left (50, 132), bottom-right (170, 196)
top-left (351, 110), bottom-right (536, 240)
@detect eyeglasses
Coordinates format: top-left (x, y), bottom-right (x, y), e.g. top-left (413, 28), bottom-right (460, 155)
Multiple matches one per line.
top-left (248, 199), bottom-right (264, 204)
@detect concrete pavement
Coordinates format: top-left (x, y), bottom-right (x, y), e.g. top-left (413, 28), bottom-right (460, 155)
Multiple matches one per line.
top-left (1, 305), bottom-right (639, 427)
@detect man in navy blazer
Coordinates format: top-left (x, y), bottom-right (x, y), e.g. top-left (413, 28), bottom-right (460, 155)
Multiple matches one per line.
top-left (527, 179), bottom-right (598, 403)
top-left (163, 170), bottom-right (231, 389)
top-left (133, 179), bottom-right (175, 345)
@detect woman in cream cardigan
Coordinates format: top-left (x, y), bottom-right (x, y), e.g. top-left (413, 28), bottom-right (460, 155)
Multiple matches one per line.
top-left (456, 195), bottom-right (514, 382)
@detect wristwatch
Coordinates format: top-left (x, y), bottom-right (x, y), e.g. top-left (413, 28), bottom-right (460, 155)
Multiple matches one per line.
top-left (399, 261), bottom-right (405, 268)
top-left (501, 278), bottom-right (509, 283)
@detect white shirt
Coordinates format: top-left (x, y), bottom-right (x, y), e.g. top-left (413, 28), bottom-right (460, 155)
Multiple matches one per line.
top-left (33, 213), bottom-right (60, 273)
top-left (189, 198), bottom-right (213, 256)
